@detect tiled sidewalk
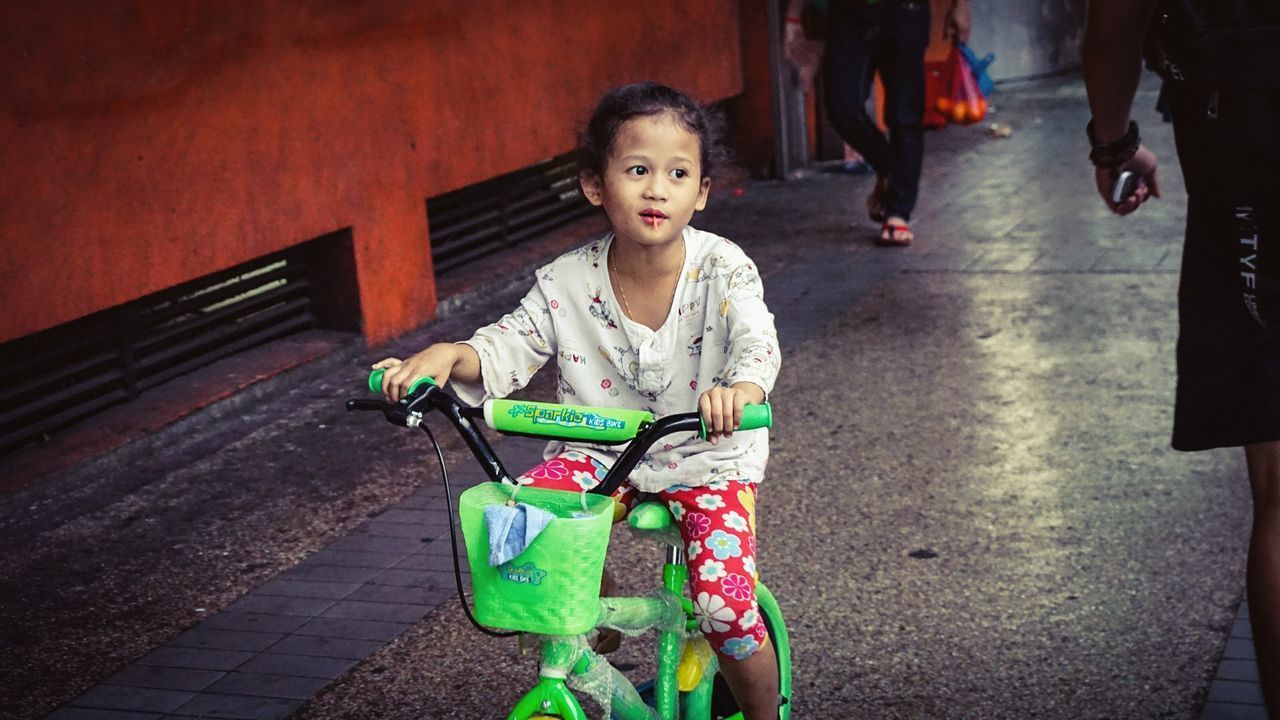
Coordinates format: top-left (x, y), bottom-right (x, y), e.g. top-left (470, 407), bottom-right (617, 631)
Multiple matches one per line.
top-left (1201, 600), bottom-right (1268, 720)
top-left (48, 441), bottom-right (548, 720)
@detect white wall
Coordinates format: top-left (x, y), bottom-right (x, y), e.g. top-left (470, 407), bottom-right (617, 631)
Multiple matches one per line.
top-left (968, 0), bottom-right (1087, 81)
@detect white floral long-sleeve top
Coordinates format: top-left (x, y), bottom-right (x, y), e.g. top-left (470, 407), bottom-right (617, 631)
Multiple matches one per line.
top-left (453, 226), bottom-right (781, 493)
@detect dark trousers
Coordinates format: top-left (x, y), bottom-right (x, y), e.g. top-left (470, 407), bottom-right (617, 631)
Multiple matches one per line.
top-left (824, 0), bottom-right (930, 221)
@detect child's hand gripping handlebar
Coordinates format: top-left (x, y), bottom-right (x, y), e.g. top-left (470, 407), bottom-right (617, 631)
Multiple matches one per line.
top-left (344, 369), bottom-right (441, 426)
top-left (700, 403), bottom-right (771, 439)
top-left (368, 368), bottom-right (436, 397)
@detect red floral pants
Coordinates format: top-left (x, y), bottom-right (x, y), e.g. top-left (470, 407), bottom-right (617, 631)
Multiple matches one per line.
top-left (514, 451), bottom-right (767, 660)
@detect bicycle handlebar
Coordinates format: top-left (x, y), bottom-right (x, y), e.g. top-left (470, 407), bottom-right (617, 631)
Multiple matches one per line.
top-left (368, 368), bottom-right (436, 396)
top-left (351, 369), bottom-right (771, 496)
top-left (365, 368), bottom-right (771, 442)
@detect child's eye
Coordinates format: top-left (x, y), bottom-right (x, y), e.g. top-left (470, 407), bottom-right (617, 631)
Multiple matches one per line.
top-left (670, 168), bottom-right (689, 179)
top-left (626, 166), bottom-right (649, 176)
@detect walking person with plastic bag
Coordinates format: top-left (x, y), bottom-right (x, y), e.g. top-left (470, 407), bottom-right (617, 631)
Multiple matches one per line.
top-left (787, 0), bottom-right (969, 246)
top-left (1083, 1), bottom-right (1280, 713)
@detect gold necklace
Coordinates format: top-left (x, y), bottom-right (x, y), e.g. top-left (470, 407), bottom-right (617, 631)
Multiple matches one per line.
top-left (611, 241), bottom-right (686, 323)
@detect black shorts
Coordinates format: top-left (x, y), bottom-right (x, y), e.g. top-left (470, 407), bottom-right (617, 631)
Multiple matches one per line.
top-left (1170, 85), bottom-right (1280, 450)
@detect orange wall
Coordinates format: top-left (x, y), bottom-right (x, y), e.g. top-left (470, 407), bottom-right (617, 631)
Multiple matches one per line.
top-left (724, 1), bottom-right (774, 177)
top-left (0, 1), bottom-right (744, 346)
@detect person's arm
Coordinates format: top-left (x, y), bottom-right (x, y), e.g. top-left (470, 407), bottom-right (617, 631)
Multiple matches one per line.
top-left (375, 281), bottom-right (556, 403)
top-left (945, 0), bottom-right (971, 44)
top-left (783, 0), bottom-right (824, 90)
top-left (1082, 0), bottom-right (1163, 214)
top-left (783, 0), bottom-right (806, 53)
top-left (372, 342), bottom-right (480, 403)
top-left (1083, 0), bottom-right (1158, 143)
top-left (785, 0), bottom-right (805, 20)
top-left (701, 259), bottom-right (781, 441)
top-left (720, 262), bottom-right (781, 397)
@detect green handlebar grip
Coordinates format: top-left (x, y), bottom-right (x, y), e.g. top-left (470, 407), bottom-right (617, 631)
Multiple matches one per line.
top-left (367, 368), bottom-right (437, 396)
top-left (739, 403), bottom-right (772, 430)
top-left (699, 402), bottom-right (772, 438)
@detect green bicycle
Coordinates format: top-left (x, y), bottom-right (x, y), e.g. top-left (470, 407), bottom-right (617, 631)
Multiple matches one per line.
top-left (349, 371), bottom-right (792, 719)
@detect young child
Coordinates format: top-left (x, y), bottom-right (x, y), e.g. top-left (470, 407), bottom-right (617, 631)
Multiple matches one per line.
top-left (374, 82), bottom-right (782, 718)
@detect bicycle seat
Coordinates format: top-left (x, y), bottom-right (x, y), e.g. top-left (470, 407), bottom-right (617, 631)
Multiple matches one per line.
top-left (628, 501), bottom-right (682, 547)
top-left (628, 501), bottom-right (673, 531)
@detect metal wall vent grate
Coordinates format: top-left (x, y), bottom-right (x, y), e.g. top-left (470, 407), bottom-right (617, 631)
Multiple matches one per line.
top-left (0, 246), bottom-right (316, 456)
top-left (428, 152), bottom-right (596, 276)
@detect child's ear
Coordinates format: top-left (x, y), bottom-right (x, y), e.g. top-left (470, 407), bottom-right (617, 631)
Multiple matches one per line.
top-left (694, 176), bottom-right (711, 211)
top-left (580, 172), bottom-right (604, 207)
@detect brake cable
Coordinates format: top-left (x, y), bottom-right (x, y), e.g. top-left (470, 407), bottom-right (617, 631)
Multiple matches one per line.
top-left (419, 420), bottom-right (520, 638)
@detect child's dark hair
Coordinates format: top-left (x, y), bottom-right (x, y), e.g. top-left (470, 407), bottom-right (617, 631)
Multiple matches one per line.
top-left (578, 82), bottom-right (729, 180)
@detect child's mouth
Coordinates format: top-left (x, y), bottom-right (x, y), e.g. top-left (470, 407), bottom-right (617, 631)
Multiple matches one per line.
top-left (640, 209), bottom-right (668, 227)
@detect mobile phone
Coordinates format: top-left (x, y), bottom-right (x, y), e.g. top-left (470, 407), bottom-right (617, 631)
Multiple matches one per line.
top-left (1111, 170), bottom-right (1140, 204)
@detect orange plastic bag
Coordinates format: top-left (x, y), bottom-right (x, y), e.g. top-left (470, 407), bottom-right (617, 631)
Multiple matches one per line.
top-left (934, 45), bottom-right (987, 126)
top-left (922, 58), bottom-right (951, 129)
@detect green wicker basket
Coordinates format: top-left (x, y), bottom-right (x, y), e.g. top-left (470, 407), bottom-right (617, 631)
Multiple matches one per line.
top-left (459, 483), bottom-right (616, 635)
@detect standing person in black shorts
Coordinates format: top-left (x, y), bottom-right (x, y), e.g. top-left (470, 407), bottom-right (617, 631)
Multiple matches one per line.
top-left (1083, 1), bottom-right (1280, 713)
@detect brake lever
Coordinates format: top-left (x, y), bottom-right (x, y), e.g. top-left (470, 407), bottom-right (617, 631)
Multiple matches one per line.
top-left (346, 399), bottom-right (391, 413)
top-left (347, 397), bottom-right (416, 426)
top-left (346, 391), bottom-right (432, 427)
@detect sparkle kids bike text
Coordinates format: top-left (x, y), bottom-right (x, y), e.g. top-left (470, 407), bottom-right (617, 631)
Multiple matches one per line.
top-left (506, 404), bottom-right (628, 433)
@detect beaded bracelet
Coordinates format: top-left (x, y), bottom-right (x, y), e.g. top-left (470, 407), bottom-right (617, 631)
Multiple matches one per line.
top-left (1087, 120), bottom-right (1140, 169)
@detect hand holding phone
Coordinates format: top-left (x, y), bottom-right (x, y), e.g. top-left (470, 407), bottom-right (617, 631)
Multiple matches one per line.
top-left (1111, 170), bottom-right (1141, 204)
top-left (1095, 145), bottom-right (1160, 216)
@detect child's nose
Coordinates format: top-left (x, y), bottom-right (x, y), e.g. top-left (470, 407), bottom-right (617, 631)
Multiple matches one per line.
top-left (642, 177), bottom-right (667, 201)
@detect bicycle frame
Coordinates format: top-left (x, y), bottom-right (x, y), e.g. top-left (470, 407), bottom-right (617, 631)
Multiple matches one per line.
top-left (506, 549), bottom-right (791, 720)
top-left (349, 375), bottom-right (790, 719)
top-left (506, 545), bottom-right (699, 720)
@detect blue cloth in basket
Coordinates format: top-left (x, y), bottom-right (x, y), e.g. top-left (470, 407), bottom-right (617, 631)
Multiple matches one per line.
top-left (484, 502), bottom-right (555, 566)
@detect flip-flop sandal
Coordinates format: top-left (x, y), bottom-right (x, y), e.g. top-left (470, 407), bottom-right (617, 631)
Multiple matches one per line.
top-left (876, 221), bottom-right (913, 246)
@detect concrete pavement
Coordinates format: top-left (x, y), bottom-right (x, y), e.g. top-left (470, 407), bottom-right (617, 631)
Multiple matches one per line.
top-left (3, 73), bottom-right (1268, 719)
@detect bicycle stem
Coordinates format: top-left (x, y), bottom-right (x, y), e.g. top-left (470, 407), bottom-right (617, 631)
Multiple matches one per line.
top-left (590, 414), bottom-right (704, 497)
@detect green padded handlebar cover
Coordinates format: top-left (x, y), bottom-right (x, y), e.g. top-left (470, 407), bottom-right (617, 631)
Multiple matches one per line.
top-left (483, 399), bottom-right (654, 444)
top-left (367, 368), bottom-right (437, 396)
top-left (698, 403), bottom-right (772, 439)
top-left (739, 403), bottom-right (772, 430)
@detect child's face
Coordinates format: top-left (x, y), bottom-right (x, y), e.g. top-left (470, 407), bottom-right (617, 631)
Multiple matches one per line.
top-left (581, 113), bottom-right (711, 251)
